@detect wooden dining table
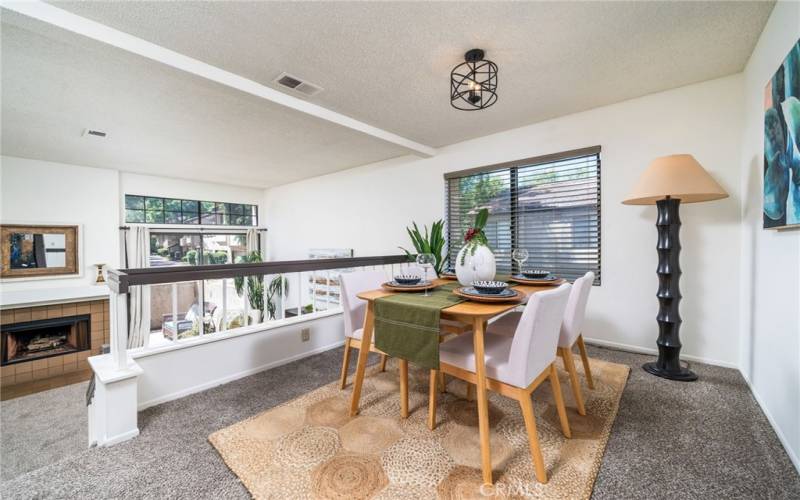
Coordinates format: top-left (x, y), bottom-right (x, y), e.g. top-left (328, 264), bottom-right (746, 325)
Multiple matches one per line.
top-left (348, 277), bottom-right (563, 486)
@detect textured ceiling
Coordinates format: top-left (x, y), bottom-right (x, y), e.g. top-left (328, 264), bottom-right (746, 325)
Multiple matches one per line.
top-left (0, 12), bottom-right (407, 188)
top-left (49, 1), bottom-right (774, 147)
top-left (1, 2), bottom-right (774, 188)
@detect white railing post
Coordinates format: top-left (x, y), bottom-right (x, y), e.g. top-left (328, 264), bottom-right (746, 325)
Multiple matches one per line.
top-left (110, 291), bottom-right (128, 370)
top-left (222, 278), bottom-right (228, 331)
top-left (297, 272), bottom-right (303, 316)
top-left (171, 283), bottom-right (178, 340)
top-left (243, 275), bottom-right (250, 325)
top-left (280, 274), bottom-right (286, 320)
top-left (89, 282), bottom-right (142, 448)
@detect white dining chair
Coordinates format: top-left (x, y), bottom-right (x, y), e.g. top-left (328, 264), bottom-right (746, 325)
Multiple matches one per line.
top-left (339, 270), bottom-right (390, 389)
top-left (435, 283), bottom-right (573, 484)
top-left (489, 272), bottom-right (595, 415)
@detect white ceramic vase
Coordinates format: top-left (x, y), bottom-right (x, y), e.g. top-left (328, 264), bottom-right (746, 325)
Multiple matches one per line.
top-left (455, 243), bottom-right (497, 287)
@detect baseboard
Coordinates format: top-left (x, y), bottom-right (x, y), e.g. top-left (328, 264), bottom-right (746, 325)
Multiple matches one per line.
top-left (137, 339), bottom-right (345, 410)
top-left (100, 428), bottom-right (140, 447)
top-left (740, 372), bottom-right (800, 475)
top-left (583, 337), bottom-right (738, 369)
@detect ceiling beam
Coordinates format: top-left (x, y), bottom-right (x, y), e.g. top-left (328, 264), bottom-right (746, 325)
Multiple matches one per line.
top-left (1, 0), bottom-right (437, 158)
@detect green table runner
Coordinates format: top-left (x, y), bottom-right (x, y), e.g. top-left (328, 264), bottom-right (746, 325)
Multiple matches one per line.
top-left (374, 281), bottom-right (464, 370)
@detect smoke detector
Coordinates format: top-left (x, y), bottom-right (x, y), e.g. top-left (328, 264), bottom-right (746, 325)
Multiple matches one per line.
top-left (273, 72), bottom-right (323, 97)
top-left (82, 128), bottom-right (108, 138)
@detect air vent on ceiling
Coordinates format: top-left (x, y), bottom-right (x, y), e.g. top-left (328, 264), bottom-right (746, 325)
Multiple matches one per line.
top-left (82, 128), bottom-right (108, 138)
top-left (273, 72), bottom-right (323, 97)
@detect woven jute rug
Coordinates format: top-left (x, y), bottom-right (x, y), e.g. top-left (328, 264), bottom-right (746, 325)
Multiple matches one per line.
top-left (210, 356), bottom-right (629, 499)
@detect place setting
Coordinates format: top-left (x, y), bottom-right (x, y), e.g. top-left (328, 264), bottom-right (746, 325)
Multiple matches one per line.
top-left (381, 253), bottom-right (440, 295)
top-left (452, 279), bottom-right (522, 303)
top-left (509, 248), bottom-right (566, 285)
top-left (381, 274), bottom-right (437, 292)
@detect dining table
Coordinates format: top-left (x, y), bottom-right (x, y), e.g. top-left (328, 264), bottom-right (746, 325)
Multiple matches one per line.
top-left (348, 277), bottom-right (564, 486)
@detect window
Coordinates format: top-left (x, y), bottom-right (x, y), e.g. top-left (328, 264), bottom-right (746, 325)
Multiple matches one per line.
top-left (146, 232), bottom-right (253, 339)
top-left (446, 146), bottom-right (601, 284)
top-left (125, 195), bottom-right (258, 226)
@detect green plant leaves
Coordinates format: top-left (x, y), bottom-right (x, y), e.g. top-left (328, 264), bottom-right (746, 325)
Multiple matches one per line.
top-left (474, 208), bottom-right (489, 230)
top-left (400, 218), bottom-right (446, 275)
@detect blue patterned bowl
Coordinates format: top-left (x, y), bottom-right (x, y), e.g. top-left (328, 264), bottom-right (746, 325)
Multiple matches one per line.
top-left (522, 269), bottom-right (550, 279)
top-left (394, 275), bottom-right (422, 285)
top-left (471, 280), bottom-right (508, 294)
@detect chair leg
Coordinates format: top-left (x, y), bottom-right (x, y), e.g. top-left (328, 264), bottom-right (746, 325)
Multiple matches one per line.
top-left (399, 359), bottom-right (409, 418)
top-left (576, 335), bottom-right (594, 389)
top-left (339, 337), bottom-right (352, 390)
top-left (560, 347), bottom-right (586, 416)
top-left (549, 363), bottom-right (572, 438)
top-left (438, 371), bottom-right (446, 393)
top-left (466, 383), bottom-right (475, 402)
top-left (428, 370), bottom-right (438, 430)
top-left (380, 353), bottom-right (388, 372)
top-left (518, 392), bottom-right (548, 484)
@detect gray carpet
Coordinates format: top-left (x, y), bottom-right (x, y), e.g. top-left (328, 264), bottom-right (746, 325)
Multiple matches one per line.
top-left (1, 346), bottom-right (798, 499)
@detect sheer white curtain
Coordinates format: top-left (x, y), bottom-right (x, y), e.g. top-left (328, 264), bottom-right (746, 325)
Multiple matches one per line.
top-left (125, 226), bottom-right (151, 349)
top-left (246, 228), bottom-right (259, 255)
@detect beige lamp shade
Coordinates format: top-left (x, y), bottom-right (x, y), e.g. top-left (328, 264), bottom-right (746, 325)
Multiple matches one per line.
top-left (622, 154), bottom-right (728, 205)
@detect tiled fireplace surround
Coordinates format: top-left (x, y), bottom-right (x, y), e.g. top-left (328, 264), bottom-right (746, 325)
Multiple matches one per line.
top-left (1, 299), bottom-right (109, 387)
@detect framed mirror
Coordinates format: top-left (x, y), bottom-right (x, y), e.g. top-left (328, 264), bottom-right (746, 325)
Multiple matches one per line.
top-left (1, 224), bottom-right (79, 279)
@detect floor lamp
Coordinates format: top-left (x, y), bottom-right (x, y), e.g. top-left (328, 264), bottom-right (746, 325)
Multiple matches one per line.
top-left (623, 154), bottom-right (728, 381)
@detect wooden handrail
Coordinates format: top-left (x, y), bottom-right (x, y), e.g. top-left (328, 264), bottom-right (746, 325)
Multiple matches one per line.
top-left (106, 255), bottom-right (411, 293)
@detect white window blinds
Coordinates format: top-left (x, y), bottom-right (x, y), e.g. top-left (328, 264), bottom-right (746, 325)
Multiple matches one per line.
top-left (445, 146), bottom-right (601, 284)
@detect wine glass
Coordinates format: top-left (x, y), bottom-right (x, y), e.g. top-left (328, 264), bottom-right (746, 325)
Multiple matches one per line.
top-left (512, 248), bottom-right (529, 275)
top-left (416, 253), bottom-right (435, 296)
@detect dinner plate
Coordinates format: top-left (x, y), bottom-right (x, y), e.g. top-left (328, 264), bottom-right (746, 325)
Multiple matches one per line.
top-left (382, 281), bottom-right (436, 292)
top-left (453, 287), bottom-right (521, 303)
top-left (510, 275), bottom-right (565, 286)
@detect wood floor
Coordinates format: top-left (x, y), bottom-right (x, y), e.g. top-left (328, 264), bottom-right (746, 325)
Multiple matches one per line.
top-left (0, 368), bottom-right (92, 401)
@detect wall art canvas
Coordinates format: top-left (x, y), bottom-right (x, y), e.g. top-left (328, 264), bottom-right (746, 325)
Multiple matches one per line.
top-left (1, 224), bottom-right (79, 278)
top-left (764, 38), bottom-right (800, 229)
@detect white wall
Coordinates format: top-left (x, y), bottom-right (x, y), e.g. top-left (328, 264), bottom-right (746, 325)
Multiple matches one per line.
top-left (738, 0), bottom-right (800, 470)
top-left (0, 158), bottom-right (267, 294)
top-left (265, 74), bottom-right (745, 367)
top-left (0, 156), bottom-right (120, 290)
top-left (133, 313), bottom-right (344, 409)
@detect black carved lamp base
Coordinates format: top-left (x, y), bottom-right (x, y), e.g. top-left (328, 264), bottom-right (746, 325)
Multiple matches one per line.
top-left (647, 197), bottom-right (698, 382)
top-left (642, 361), bottom-right (698, 381)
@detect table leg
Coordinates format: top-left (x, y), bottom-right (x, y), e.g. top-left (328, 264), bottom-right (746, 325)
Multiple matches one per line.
top-left (473, 318), bottom-right (493, 486)
top-left (399, 359), bottom-right (409, 418)
top-left (349, 301), bottom-right (374, 416)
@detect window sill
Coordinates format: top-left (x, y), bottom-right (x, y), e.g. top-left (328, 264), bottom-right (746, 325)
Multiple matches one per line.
top-left (129, 308), bottom-right (342, 359)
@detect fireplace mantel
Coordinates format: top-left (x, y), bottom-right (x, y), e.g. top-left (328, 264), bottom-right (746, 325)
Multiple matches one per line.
top-left (0, 285), bottom-right (110, 310)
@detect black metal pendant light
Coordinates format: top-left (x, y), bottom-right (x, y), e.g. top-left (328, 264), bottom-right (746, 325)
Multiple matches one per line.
top-left (450, 48), bottom-right (498, 110)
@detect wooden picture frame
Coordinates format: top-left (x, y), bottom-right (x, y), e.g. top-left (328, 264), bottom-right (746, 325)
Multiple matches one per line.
top-left (0, 224), bottom-right (79, 279)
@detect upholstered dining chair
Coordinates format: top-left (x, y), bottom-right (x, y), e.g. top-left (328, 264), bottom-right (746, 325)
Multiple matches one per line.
top-left (339, 270), bottom-right (390, 389)
top-left (434, 284), bottom-right (573, 484)
top-left (488, 272), bottom-right (595, 416)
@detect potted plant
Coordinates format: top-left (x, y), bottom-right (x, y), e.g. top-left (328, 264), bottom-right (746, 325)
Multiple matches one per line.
top-left (455, 208), bottom-right (496, 286)
top-left (234, 252), bottom-right (289, 324)
top-left (399, 219), bottom-right (446, 275)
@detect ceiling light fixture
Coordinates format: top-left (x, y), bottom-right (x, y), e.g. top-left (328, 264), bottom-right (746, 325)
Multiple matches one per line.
top-left (450, 49), bottom-right (498, 111)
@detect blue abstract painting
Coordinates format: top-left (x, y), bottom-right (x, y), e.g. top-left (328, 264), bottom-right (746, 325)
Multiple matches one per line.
top-left (764, 39), bottom-right (800, 229)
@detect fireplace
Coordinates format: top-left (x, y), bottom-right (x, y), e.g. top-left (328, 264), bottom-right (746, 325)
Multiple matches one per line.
top-left (1, 315), bottom-right (91, 366)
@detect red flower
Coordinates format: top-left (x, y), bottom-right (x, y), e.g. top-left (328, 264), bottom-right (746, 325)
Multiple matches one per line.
top-left (465, 228), bottom-right (478, 242)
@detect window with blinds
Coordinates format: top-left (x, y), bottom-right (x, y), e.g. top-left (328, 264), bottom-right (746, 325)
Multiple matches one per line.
top-left (445, 146), bottom-right (601, 284)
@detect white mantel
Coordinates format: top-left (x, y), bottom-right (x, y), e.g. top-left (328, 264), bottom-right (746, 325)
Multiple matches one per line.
top-left (0, 285), bottom-right (110, 310)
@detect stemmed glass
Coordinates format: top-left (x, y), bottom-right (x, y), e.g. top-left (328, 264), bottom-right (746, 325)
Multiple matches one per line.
top-left (416, 253), bottom-right (435, 296)
top-left (512, 248), bottom-right (529, 275)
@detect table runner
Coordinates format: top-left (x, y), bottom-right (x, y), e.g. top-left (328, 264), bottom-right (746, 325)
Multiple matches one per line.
top-left (373, 281), bottom-right (463, 370)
